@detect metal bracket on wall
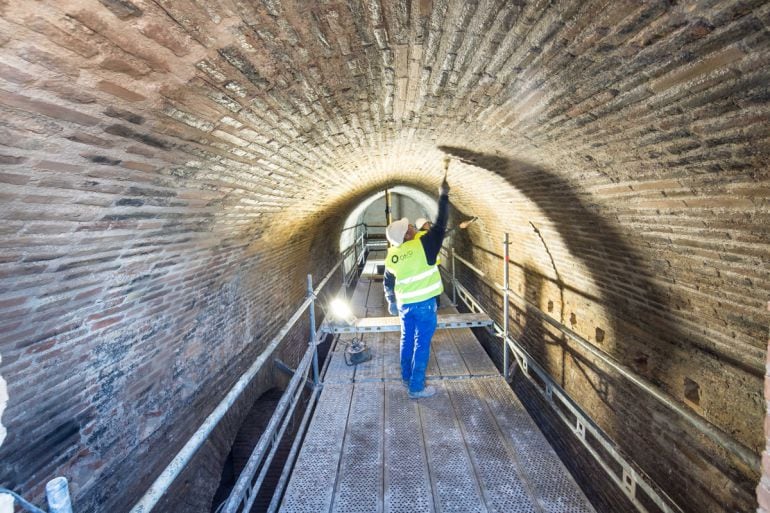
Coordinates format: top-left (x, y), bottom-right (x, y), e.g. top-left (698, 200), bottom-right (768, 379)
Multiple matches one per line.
top-left (623, 468), bottom-right (638, 501)
top-left (574, 419), bottom-right (586, 441)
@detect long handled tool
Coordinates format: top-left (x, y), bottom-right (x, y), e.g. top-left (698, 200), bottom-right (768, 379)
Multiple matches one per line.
top-left (443, 156), bottom-right (450, 182)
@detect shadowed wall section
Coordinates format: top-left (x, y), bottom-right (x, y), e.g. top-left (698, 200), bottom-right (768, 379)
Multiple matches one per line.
top-left (0, 1), bottom-right (768, 512)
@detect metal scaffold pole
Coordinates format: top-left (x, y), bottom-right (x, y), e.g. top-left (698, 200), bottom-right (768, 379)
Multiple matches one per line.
top-left (362, 224), bottom-right (367, 258)
top-left (353, 226), bottom-right (358, 273)
top-left (502, 233), bottom-right (510, 380)
top-left (307, 274), bottom-right (319, 386)
top-left (451, 247), bottom-right (457, 306)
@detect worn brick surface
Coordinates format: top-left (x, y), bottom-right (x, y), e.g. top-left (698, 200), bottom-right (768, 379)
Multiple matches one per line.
top-left (0, 1), bottom-right (768, 513)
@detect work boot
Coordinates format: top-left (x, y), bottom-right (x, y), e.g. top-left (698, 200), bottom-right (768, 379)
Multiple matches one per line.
top-left (408, 385), bottom-right (436, 399)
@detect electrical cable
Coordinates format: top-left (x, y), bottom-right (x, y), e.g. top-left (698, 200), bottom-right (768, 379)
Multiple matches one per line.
top-left (0, 488), bottom-right (47, 513)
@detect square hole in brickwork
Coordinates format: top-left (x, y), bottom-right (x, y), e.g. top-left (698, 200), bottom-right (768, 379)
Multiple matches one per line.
top-left (569, 312), bottom-right (577, 325)
top-left (595, 327), bottom-right (605, 343)
top-left (633, 352), bottom-right (648, 372)
top-left (547, 300), bottom-right (553, 313)
top-left (684, 377), bottom-right (701, 405)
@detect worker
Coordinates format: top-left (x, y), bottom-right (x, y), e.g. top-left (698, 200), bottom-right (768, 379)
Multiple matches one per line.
top-left (415, 216), bottom-right (476, 239)
top-left (412, 215), bottom-right (475, 308)
top-left (412, 217), bottom-right (442, 308)
top-left (415, 217), bottom-right (431, 234)
top-left (383, 178), bottom-right (449, 399)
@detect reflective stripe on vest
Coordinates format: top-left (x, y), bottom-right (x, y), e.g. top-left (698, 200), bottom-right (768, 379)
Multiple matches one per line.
top-left (385, 239), bottom-right (444, 306)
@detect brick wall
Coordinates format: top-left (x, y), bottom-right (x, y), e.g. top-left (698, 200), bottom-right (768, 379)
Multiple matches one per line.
top-left (757, 303), bottom-right (770, 513)
top-left (0, 1), bottom-right (768, 512)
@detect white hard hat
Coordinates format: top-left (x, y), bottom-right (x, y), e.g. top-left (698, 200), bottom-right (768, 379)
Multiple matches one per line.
top-left (386, 218), bottom-right (410, 247)
top-left (415, 218), bottom-right (430, 230)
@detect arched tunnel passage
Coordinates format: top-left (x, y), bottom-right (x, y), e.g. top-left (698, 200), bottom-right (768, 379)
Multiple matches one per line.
top-left (0, 1), bottom-right (768, 513)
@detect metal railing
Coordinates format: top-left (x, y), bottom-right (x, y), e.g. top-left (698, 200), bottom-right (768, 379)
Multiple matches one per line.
top-left (129, 227), bottom-right (754, 513)
top-left (130, 238), bottom-right (363, 513)
top-left (221, 247), bottom-right (364, 513)
top-left (441, 235), bottom-right (757, 513)
top-left (449, 277), bottom-right (682, 513)
top-left (444, 242), bottom-right (759, 470)
top-left (1, 477), bottom-right (73, 513)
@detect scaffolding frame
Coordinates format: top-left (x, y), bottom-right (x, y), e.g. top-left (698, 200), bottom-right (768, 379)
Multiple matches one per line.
top-left (130, 234), bottom-right (364, 513)
top-left (132, 228), bottom-right (755, 513)
top-left (442, 233), bottom-right (756, 513)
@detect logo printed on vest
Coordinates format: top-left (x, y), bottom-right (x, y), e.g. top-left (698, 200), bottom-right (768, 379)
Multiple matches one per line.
top-left (395, 249), bottom-right (414, 263)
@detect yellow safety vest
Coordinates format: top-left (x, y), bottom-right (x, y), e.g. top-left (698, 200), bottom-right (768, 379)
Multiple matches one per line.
top-left (385, 239), bottom-right (443, 306)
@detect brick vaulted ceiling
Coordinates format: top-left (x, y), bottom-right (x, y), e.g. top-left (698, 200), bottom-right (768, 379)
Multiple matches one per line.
top-left (0, 0), bottom-right (769, 512)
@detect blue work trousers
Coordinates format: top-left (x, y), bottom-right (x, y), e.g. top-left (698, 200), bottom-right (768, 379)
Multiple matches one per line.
top-left (398, 297), bottom-right (438, 393)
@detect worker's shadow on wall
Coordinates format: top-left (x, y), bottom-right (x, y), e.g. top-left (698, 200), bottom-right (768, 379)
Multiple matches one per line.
top-left (519, 266), bottom-right (611, 403)
top-left (438, 145), bottom-right (695, 425)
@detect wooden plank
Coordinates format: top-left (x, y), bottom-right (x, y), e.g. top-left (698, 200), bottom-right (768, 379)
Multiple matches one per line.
top-left (324, 339), bottom-right (356, 385)
top-left (448, 328), bottom-right (499, 375)
top-left (281, 384), bottom-right (353, 513)
top-left (354, 332), bottom-right (387, 382)
top-left (418, 382), bottom-right (487, 513)
top-left (479, 378), bottom-right (596, 513)
top-left (328, 326), bottom-right (491, 382)
top-left (350, 277), bottom-right (372, 318)
top-left (432, 328), bottom-right (470, 377)
top-left (384, 381), bottom-right (434, 513)
top-left (381, 332), bottom-right (402, 380)
top-left (365, 280), bottom-right (386, 309)
top-left (446, 379), bottom-right (540, 513)
top-left (332, 382), bottom-right (384, 513)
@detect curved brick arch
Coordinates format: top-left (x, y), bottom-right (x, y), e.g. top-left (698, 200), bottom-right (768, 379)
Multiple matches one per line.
top-left (0, 1), bottom-right (767, 512)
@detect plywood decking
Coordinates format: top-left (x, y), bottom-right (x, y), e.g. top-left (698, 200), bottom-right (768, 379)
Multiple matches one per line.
top-left (281, 272), bottom-right (596, 513)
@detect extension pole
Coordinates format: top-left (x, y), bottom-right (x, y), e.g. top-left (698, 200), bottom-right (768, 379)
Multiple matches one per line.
top-left (451, 248), bottom-right (457, 306)
top-left (384, 188), bottom-right (392, 226)
top-left (307, 274), bottom-right (319, 386)
top-left (503, 233), bottom-right (510, 380)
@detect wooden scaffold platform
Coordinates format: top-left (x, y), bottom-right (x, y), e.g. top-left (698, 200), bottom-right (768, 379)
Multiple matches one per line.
top-left (280, 256), bottom-right (596, 513)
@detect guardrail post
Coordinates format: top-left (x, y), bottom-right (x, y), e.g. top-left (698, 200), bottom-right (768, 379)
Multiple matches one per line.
top-left (451, 247), bottom-right (457, 306)
top-left (361, 225), bottom-right (367, 259)
top-left (46, 477), bottom-right (73, 513)
top-left (503, 233), bottom-right (510, 380)
top-left (353, 227), bottom-right (359, 275)
top-left (307, 274), bottom-right (319, 386)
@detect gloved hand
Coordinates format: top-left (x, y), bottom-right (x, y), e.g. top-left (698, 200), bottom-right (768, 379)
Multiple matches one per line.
top-left (439, 179), bottom-right (450, 195)
top-left (388, 303), bottom-right (398, 316)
